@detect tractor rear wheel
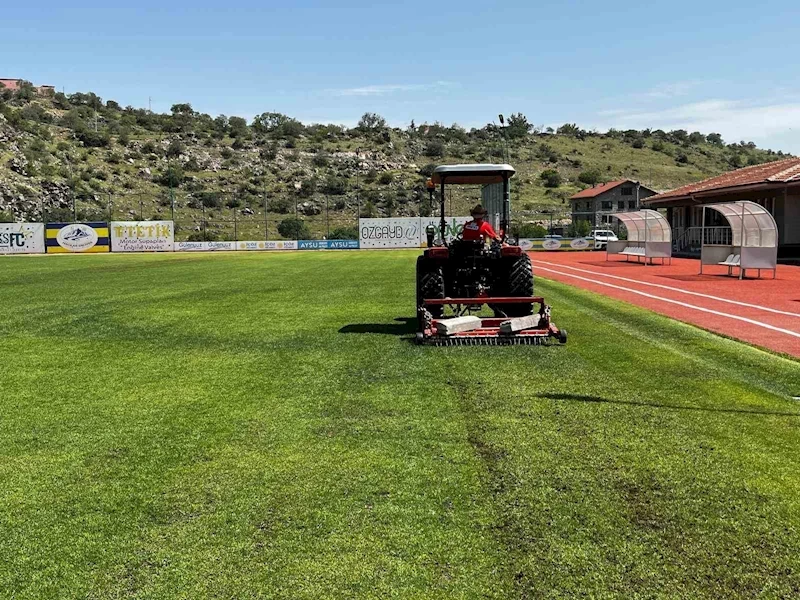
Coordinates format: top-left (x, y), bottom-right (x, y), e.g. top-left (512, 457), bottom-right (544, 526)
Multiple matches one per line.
top-left (416, 256), bottom-right (445, 319)
top-left (497, 254), bottom-right (534, 317)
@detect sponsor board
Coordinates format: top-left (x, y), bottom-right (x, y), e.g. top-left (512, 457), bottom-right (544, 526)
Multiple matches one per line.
top-left (267, 240), bottom-right (297, 250)
top-left (0, 223), bottom-right (45, 254)
top-left (298, 239), bottom-right (359, 250)
top-left (419, 217), bottom-right (471, 247)
top-left (175, 241), bottom-right (237, 252)
top-left (206, 241), bottom-right (236, 251)
top-left (542, 238), bottom-right (562, 250)
top-left (110, 221), bottom-right (174, 252)
top-left (175, 241), bottom-right (206, 252)
top-left (359, 217), bottom-right (470, 249)
top-left (46, 222), bottom-right (110, 253)
top-left (518, 238), bottom-right (594, 251)
top-left (236, 240), bottom-right (298, 250)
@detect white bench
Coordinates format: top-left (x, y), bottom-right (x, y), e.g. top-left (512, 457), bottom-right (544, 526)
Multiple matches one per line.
top-left (618, 246), bottom-right (646, 260)
top-left (718, 253), bottom-right (741, 275)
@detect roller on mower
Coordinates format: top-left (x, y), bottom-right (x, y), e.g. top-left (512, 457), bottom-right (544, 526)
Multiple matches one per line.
top-left (415, 163), bottom-right (567, 346)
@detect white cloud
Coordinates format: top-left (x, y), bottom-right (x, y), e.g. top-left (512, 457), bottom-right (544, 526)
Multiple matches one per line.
top-left (594, 99), bottom-right (800, 152)
top-left (327, 81), bottom-right (453, 97)
top-left (641, 81), bottom-right (698, 99)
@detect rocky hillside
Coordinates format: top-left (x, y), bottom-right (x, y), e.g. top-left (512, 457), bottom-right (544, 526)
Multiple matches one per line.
top-left (0, 81), bottom-right (791, 239)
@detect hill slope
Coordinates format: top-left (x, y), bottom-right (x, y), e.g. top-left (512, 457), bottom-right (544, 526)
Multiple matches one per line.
top-left (0, 83), bottom-right (791, 239)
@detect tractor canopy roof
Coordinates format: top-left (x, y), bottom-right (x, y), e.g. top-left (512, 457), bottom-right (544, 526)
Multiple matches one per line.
top-left (431, 164), bottom-right (515, 185)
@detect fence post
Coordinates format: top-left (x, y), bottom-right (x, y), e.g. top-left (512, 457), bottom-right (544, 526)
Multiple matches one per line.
top-left (325, 197), bottom-right (329, 239)
top-left (139, 200), bottom-right (143, 221)
top-left (264, 193), bottom-right (268, 240)
top-left (72, 195), bottom-right (77, 222)
top-left (234, 202), bottom-right (238, 242)
top-left (40, 197), bottom-right (45, 223)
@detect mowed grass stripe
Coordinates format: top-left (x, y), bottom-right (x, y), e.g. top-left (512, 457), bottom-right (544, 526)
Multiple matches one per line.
top-left (0, 250), bottom-right (798, 598)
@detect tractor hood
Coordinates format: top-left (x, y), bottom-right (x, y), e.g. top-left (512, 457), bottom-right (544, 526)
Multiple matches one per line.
top-left (431, 164), bottom-right (515, 185)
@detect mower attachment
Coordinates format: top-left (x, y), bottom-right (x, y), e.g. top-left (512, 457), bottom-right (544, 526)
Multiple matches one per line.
top-left (416, 297), bottom-right (567, 346)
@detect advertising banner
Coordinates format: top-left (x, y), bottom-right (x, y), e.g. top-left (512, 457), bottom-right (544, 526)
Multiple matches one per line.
top-left (46, 222), bottom-right (110, 253)
top-left (175, 241), bottom-right (206, 252)
top-left (0, 223), bottom-right (45, 255)
top-left (519, 238), bottom-right (592, 251)
top-left (420, 217), bottom-right (471, 246)
top-left (205, 241), bottom-right (236, 251)
top-left (236, 240), bottom-right (299, 250)
top-left (298, 240), bottom-right (359, 250)
top-left (110, 221), bottom-right (174, 252)
top-left (359, 217), bottom-right (470, 249)
top-left (175, 241), bottom-right (237, 252)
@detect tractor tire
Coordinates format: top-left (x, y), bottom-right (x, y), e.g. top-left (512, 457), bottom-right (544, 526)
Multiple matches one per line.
top-left (416, 256), bottom-right (445, 319)
top-left (497, 254), bottom-right (534, 317)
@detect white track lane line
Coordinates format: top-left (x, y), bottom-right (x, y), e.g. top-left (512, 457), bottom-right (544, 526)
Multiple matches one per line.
top-left (535, 264), bottom-right (800, 340)
top-left (534, 259), bottom-right (800, 319)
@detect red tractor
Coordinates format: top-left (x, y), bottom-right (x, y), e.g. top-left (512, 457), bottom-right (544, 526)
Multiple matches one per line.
top-left (416, 164), bottom-right (567, 346)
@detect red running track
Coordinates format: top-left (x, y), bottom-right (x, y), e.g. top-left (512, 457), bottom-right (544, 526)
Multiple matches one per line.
top-left (530, 251), bottom-right (800, 358)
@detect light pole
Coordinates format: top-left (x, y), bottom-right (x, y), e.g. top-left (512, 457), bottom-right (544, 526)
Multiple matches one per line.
top-left (497, 114), bottom-right (510, 164)
top-left (355, 147), bottom-right (361, 218)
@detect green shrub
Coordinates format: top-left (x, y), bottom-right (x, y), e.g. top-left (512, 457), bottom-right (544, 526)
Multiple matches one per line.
top-left (278, 217), bottom-right (310, 239)
top-left (378, 172), bottom-right (393, 185)
top-left (269, 197), bottom-right (294, 214)
top-left (322, 176), bottom-right (347, 195)
top-left (578, 169), bottom-right (603, 186)
top-left (539, 169), bottom-right (562, 188)
top-left (424, 140), bottom-right (444, 157)
top-left (329, 226), bottom-right (358, 240)
top-left (166, 139), bottom-right (185, 158)
top-left (515, 222), bottom-right (548, 238)
top-left (312, 152), bottom-right (329, 167)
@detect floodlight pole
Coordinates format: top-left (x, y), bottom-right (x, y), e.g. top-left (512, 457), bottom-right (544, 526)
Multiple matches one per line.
top-left (355, 147), bottom-right (361, 218)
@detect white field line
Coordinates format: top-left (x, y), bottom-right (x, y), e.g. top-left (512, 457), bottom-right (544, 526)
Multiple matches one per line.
top-left (535, 265), bottom-right (800, 340)
top-left (534, 260), bottom-right (800, 319)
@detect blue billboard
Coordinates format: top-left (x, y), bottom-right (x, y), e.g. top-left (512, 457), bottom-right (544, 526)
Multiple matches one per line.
top-left (298, 240), bottom-right (359, 250)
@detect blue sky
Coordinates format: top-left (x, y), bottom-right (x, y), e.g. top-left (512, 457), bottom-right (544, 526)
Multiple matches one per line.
top-left (3, 0), bottom-right (800, 152)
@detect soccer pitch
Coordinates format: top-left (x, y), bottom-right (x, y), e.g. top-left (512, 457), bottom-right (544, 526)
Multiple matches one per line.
top-left (1, 250), bottom-right (799, 598)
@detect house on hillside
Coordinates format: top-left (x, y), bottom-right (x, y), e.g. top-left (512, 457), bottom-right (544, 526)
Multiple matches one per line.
top-left (570, 180), bottom-right (657, 226)
top-left (643, 157), bottom-right (800, 259)
top-left (0, 79), bottom-right (55, 94)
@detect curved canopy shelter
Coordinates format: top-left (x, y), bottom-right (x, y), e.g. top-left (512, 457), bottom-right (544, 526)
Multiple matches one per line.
top-left (607, 209), bottom-right (672, 264)
top-left (700, 201), bottom-right (778, 279)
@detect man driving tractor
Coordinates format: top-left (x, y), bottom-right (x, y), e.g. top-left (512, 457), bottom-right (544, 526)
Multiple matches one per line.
top-left (462, 204), bottom-right (501, 243)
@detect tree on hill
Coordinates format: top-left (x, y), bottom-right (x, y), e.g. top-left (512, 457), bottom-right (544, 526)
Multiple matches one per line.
top-left (228, 116), bottom-right (249, 138)
top-left (505, 113), bottom-right (532, 139)
top-left (252, 112), bottom-right (304, 138)
top-left (357, 112), bottom-right (387, 132)
top-left (578, 169), bottom-right (603, 186)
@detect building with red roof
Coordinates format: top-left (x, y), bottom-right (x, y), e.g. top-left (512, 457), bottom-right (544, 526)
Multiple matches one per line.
top-left (570, 179), bottom-right (657, 227)
top-left (0, 79), bottom-right (55, 94)
top-left (644, 157), bottom-right (800, 258)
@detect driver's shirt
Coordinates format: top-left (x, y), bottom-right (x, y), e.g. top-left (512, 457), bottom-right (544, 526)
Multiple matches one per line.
top-left (462, 219), bottom-right (498, 241)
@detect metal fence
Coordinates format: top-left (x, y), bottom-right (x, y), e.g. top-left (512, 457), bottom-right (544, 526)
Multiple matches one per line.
top-left (5, 188), bottom-right (597, 242)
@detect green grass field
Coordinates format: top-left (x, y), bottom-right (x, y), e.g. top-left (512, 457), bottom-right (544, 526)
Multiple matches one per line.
top-left (1, 250), bottom-right (799, 599)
